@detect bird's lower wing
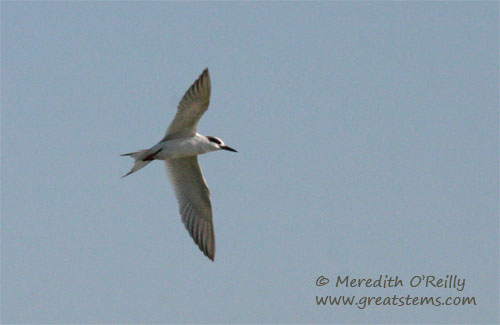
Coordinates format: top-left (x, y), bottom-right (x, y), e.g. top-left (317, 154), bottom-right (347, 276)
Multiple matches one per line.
top-left (165, 156), bottom-right (215, 261)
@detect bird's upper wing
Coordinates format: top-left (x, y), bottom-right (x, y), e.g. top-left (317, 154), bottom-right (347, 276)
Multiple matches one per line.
top-left (162, 68), bottom-right (211, 141)
top-left (165, 156), bottom-right (215, 261)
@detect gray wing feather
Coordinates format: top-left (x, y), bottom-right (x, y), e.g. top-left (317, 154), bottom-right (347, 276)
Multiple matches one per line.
top-left (163, 68), bottom-right (211, 141)
top-left (165, 156), bottom-right (215, 261)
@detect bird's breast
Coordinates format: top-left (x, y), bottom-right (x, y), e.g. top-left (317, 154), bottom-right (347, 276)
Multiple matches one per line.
top-left (155, 137), bottom-right (212, 160)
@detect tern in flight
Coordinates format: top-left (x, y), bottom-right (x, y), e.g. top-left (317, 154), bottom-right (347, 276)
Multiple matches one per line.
top-left (121, 68), bottom-right (236, 261)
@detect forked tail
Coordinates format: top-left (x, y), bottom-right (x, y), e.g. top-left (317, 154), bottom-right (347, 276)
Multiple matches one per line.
top-left (120, 149), bottom-right (153, 177)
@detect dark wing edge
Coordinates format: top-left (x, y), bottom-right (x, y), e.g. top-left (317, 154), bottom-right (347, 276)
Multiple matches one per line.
top-left (180, 204), bottom-right (215, 261)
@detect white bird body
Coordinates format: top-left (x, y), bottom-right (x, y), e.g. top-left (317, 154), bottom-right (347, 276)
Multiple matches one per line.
top-left (121, 68), bottom-right (236, 261)
top-left (152, 133), bottom-right (220, 160)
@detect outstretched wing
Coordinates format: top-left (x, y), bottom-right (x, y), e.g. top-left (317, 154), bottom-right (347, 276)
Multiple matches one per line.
top-left (165, 156), bottom-right (215, 261)
top-left (162, 68), bottom-right (211, 141)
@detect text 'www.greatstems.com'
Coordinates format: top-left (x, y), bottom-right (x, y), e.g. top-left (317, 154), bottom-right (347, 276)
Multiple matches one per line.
top-left (315, 294), bottom-right (477, 309)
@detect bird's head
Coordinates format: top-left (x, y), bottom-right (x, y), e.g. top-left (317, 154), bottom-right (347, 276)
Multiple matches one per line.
top-left (206, 136), bottom-right (237, 152)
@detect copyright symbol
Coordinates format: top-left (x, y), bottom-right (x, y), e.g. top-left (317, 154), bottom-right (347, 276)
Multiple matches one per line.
top-left (316, 275), bottom-right (329, 286)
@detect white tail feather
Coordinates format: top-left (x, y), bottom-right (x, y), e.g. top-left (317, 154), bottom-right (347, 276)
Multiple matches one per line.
top-left (121, 149), bottom-right (152, 177)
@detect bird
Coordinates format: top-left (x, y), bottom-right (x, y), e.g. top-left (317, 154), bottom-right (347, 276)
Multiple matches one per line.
top-left (121, 68), bottom-right (236, 261)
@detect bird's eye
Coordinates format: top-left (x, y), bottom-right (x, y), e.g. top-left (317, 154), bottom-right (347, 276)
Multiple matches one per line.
top-left (207, 136), bottom-right (221, 145)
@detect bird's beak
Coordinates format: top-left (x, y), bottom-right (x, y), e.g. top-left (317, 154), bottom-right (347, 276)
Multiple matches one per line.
top-left (221, 145), bottom-right (237, 152)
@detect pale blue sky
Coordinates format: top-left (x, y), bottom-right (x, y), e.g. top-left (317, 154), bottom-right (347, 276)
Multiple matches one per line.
top-left (1, 2), bottom-right (498, 324)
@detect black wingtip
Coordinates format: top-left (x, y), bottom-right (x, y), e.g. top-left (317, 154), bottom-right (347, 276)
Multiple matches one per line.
top-left (202, 67), bottom-right (209, 78)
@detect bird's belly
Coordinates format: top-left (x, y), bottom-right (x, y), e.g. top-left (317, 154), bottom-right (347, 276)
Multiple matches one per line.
top-left (154, 138), bottom-right (205, 160)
